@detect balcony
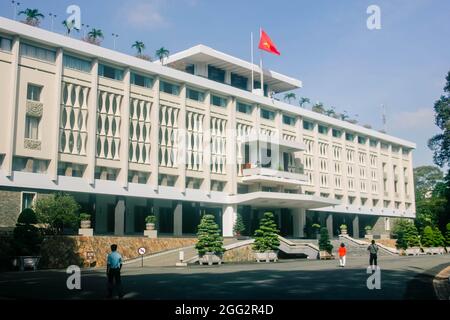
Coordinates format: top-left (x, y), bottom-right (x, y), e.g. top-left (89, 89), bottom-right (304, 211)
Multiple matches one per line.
top-left (241, 164), bottom-right (307, 188)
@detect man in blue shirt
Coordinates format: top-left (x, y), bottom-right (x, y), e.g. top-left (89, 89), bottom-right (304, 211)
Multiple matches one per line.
top-left (107, 244), bottom-right (123, 299)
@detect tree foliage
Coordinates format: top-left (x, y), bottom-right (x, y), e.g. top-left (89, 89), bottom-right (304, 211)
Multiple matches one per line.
top-left (253, 212), bottom-right (280, 252)
top-left (233, 213), bottom-right (246, 236)
top-left (34, 193), bottom-right (80, 235)
top-left (13, 208), bottom-right (42, 256)
top-left (318, 227), bottom-right (333, 253)
top-left (393, 219), bottom-right (420, 249)
top-left (445, 223), bottom-right (450, 246)
top-left (195, 214), bottom-right (224, 256)
top-left (420, 226), bottom-right (434, 247)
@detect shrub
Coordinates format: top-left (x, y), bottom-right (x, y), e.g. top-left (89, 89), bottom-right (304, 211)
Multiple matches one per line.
top-left (195, 214), bottom-right (224, 256)
top-left (319, 227), bottom-right (333, 253)
top-left (446, 223), bottom-right (450, 246)
top-left (421, 226), bottom-right (434, 247)
top-left (432, 227), bottom-right (445, 247)
top-left (233, 213), bottom-right (246, 236)
top-left (365, 225), bottom-right (372, 231)
top-left (34, 193), bottom-right (80, 234)
top-left (340, 224), bottom-right (347, 229)
top-left (79, 213), bottom-right (91, 221)
top-left (145, 215), bottom-right (156, 224)
top-left (253, 212), bottom-right (280, 252)
top-left (13, 208), bottom-right (42, 256)
top-left (393, 219), bottom-right (420, 249)
top-left (312, 223), bottom-right (321, 230)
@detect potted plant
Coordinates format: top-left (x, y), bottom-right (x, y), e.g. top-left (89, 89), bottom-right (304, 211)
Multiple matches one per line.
top-left (195, 214), bottom-right (225, 265)
top-left (145, 215), bottom-right (156, 231)
top-left (364, 225), bottom-right (373, 240)
top-left (340, 224), bottom-right (348, 235)
top-left (79, 213), bottom-right (91, 229)
top-left (233, 213), bottom-right (246, 240)
top-left (12, 208), bottom-right (42, 270)
top-left (312, 223), bottom-right (321, 239)
top-left (319, 227), bottom-right (334, 259)
top-left (253, 212), bottom-right (280, 262)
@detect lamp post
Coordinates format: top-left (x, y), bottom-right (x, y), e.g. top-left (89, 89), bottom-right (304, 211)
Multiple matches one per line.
top-left (82, 24), bottom-right (90, 39)
top-left (49, 13), bottom-right (57, 32)
top-left (11, 1), bottom-right (20, 21)
top-left (112, 33), bottom-right (119, 50)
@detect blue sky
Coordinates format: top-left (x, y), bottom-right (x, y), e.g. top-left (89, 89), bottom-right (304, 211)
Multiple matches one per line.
top-left (2, 0), bottom-right (449, 167)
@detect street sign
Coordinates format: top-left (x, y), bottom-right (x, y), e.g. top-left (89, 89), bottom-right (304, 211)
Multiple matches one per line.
top-left (138, 247), bottom-right (146, 255)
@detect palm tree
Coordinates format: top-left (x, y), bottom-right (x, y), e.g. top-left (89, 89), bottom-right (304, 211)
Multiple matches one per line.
top-left (62, 19), bottom-right (79, 35)
top-left (299, 97), bottom-right (310, 108)
top-left (312, 102), bottom-right (325, 114)
top-left (339, 111), bottom-right (350, 121)
top-left (86, 28), bottom-right (104, 45)
top-left (19, 8), bottom-right (45, 27)
top-left (132, 41), bottom-right (146, 55)
top-left (324, 107), bottom-right (336, 117)
top-left (283, 93), bottom-right (297, 104)
top-left (155, 47), bottom-right (170, 64)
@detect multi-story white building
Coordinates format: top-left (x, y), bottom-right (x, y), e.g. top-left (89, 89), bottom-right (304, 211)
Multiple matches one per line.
top-left (0, 17), bottom-right (416, 238)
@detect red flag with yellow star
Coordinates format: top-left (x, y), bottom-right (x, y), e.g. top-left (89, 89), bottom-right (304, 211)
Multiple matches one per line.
top-left (258, 29), bottom-right (280, 56)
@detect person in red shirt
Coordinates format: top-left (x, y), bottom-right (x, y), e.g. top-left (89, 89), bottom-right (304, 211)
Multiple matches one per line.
top-left (338, 243), bottom-right (347, 267)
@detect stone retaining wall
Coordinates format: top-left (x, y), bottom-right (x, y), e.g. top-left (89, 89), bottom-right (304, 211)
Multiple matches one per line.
top-left (223, 244), bottom-right (255, 263)
top-left (40, 236), bottom-right (197, 269)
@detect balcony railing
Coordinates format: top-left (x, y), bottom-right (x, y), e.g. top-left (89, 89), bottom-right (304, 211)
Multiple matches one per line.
top-left (241, 163), bottom-right (307, 184)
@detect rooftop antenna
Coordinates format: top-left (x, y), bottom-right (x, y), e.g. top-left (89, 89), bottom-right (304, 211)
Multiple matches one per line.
top-left (382, 104), bottom-right (387, 132)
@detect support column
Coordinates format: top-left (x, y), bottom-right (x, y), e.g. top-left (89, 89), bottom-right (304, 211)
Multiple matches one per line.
top-left (292, 208), bottom-right (306, 238)
top-left (222, 204), bottom-right (237, 237)
top-left (114, 197), bottom-right (125, 236)
top-left (173, 202), bottom-right (183, 237)
top-left (326, 213), bottom-right (333, 237)
top-left (352, 215), bottom-right (360, 238)
top-left (50, 48), bottom-right (63, 181)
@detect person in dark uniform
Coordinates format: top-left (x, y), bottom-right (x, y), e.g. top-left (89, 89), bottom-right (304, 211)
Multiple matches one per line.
top-left (106, 244), bottom-right (124, 299)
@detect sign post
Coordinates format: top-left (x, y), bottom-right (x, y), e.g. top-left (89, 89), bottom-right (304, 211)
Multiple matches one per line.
top-left (138, 247), bottom-right (146, 268)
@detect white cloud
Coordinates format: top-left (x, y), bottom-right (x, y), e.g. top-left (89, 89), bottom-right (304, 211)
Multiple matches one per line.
top-left (124, 0), bottom-right (168, 29)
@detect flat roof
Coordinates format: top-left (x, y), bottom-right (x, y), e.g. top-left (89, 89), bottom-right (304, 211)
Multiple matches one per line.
top-left (163, 45), bottom-right (302, 93)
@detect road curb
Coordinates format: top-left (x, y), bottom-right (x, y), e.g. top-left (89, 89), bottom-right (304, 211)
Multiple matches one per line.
top-left (433, 265), bottom-right (450, 300)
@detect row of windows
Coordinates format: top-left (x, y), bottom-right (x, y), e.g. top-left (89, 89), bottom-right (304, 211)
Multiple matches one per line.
top-left (0, 36), bottom-right (12, 52)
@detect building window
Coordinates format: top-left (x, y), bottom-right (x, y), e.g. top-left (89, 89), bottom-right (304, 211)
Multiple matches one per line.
top-left (99, 64), bottom-right (124, 81)
top-left (318, 125), bottom-right (328, 135)
top-left (402, 148), bottom-right (410, 156)
top-left (211, 95), bottom-right (227, 107)
top-left (392, 145), bottom-right (400, 153)
top-left (20, 42), bottom-right (56, 62)
top-left (208, 65), bottom-right (225, 83)
top-left (332, 129), bottom-right (342, 138)
top-left (383, 200), bottom-right (390, 208)
top-left (348, 196), bottom-right (356, 205)
top-left (131, 72), bottom-right (153, 88)
top-left (0, 36), bottom-right (12, 51)
top-left (370, 139), bottom-right (378, 147)
top-left (237, 101), bottom-right (252, 114)
top-left (25, 116), bottom-right (40, 140)
top-left (372, 199), bottom-right (379, 207)
top-left (381, 142), bottom-right (389, 150)
top-left (27, 84), bottom-right (42, 101)
top-left (282, 115), bottom-right (295, 126)
top-left (63, 54), bottom-right (91, 73)
top-left (185, 64), bottom-right (195, 74)
top-left (21, 192), bottom-right (36, 210)
top-left (186, 88), bottom-right (205, 102)
top-left (345, 133), bottom-right (354, 142)
top-left (358, 136), bottom-right (366, 144)
top-left (260, 108), bottom-right (275, 120)
top-left (160, 81), bottom-right (180, 96)
top-left (231, 73), bottom-right (248, 90)
top-left (303, 120), bottom-right (314, 131)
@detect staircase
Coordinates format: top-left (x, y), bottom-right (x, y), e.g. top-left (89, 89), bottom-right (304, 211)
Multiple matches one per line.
top-left (277, 236), bottom-right (319, 259)
top-left (331, 235), bottom-right (397, 256)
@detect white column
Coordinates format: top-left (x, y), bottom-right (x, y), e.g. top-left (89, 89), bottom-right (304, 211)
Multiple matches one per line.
top-left (5, 36), bottom-right (20, 177)
top-left (50, 48), bottom-right (63, 181)
top-left (114, 198), bottom-right (125, 236)
top-left (352, 215), bottom-right (359, 238)
top-left (292, 208), bottom-right (306, 238)
top-left (222, 204), bottom-right (237, 237)
top-left (177, 84), bottom-right (187, 193)
top-left (87, 59), bottom-right (99, 185)
top-left (226, 98), bottom-right (237, 194)
top-left (202, 91), bottom-right (211, 194)
top-left (119, 68), bottom-right (131, 188)
top-left (173, 202), bottom-right (183, 236)
top-left (149, 76), bottom-right (160, 191)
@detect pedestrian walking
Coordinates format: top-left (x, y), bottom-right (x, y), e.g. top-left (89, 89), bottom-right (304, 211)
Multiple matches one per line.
top-left (106, 244), bottom-right (124, 299)
top-left (338, 243), bottom-right (347, 267)
top-left (367, 240), bottom-right (379, 270)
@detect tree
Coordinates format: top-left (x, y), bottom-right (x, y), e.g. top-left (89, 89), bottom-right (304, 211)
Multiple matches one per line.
top-left (86, 28), bottom-right (104, 45)
top-left (299, 97), bottom-right (310, 108)
top-left (432, 227), bottom-right (445, 247)
top-left (233, 213), bottom-right (246, 237)
top-left (195, 214), bottom-right (224, 256)
top-left (311, 102), bottom-right (325, 114)
top-left (414, 166), bottom-right (444, 199)
top-left (420, 226), bottom-right (434, 247)
top-left (339, 111), bottom-right (350, 121)
top-left (283, 93), bottom-right (296, 104)
top-left (62, 19), bottom-right (79, 35)
top-left (415, 197), bottom-right (447, 232)
top-left (445, 223), bottom-right (450, 246)
top-left (318, 227), bottom-right (333, 253)
top-left (132, 41), bottom-right (146, 55)
top-left (13, 208), bottom-right (42, 256)
top-left (324, 107), bottom-right (336, 117)
top-left (18, 8), bottom-right (44, 26)
top-left (428, 71), bottom-right (450, 168)
top-left (155, 47), bottom-right (170, 64)
top-left (34, 193), bottom-right (80, 235)
top-left (253, 212), bottom-right (280, 252)
top-left (393, 219), bottom-right (420, 249)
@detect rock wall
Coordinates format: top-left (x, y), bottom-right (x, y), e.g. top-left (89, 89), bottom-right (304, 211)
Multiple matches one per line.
top-left (223, 244), bottom-right (255, 263)
top-left (40, 236), bottom-right (197, 269)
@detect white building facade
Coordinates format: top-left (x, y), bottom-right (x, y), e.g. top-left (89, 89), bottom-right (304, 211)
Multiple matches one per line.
top-left (0, 17), bottom-right (416, 238)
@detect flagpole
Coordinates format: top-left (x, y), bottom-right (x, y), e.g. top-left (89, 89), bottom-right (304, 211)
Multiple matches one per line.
top-left (251, 32), bottom-right (254, 93)
top-left (259, 27), bottom-right (264, 96)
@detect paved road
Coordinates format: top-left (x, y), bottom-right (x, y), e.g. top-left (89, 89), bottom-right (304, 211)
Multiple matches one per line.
top-left (0, 255), bottom-right (448, 300)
